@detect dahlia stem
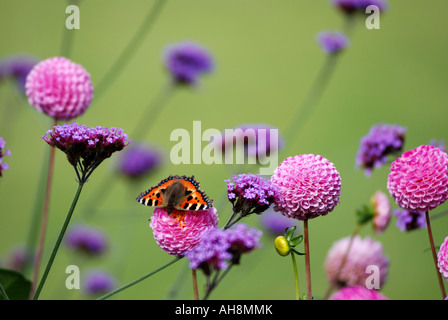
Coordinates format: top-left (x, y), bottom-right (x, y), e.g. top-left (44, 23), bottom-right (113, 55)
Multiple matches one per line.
top-left (29, 118), bottom-right (58, 299)
top-left (282, 54), bottom-right (339, 157)
top-left (94, 0), bottom-right (168, 102)
top-left (291, 252), bottom-right (300, 300)
top-left (425, 211), bottom-right (447, 299)
top-left (97, 256), bottom-right (182, 300)
top-left (192, 269), bottom-right (199, 300)
top-left (323, 224), bottom-right (362, 300)
top-left (303, 219), bottom-right (312, 300)
top-left (33, 181), bottom-right (85, 300)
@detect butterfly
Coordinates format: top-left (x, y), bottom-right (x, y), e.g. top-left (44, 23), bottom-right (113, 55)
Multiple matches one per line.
top-left (136, 175), bottom-right (213, 214)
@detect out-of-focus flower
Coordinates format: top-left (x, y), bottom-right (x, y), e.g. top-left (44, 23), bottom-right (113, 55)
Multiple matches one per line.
top-left (370, 191), bottom-right (391, 233)
top-left (393, 208), bottom-right (426, 232)
top-left (213, 124), bottom-right (284, 161)
top-left (429, 139), bottom-right (446, 153)
top-left (325, 235), bottom-right (389, 288)
top-left (83, 270), bottom-right (117, 296)
top-left (317, 31), bottom-right (349, 54)
top-left (331, 0), bottom-right (389, 15)
top-left (271, 154), bottom-right (341, 221)
top-left (438, 236), bottom-right (448, 282)
top-left (259, 209), bottom-right (298, 235)
top-left (150, 207), bottom-right (218, 257)
top-left (116, 143), bottom-right (162, 179)
top-left (3, 245), bottom-right (27, 272)
top-left (42, 122), bottom-right (131, 182)
top-left (186, 224), bottom-right (262, 274)
top-left (387, 145), bottom-right (448, 212)
top-left (356, 123), bottom-right (406, 176)
top-left (226, 173), bottom-right (278, 216)
top-left (0, 137), bottom-right (11, 177)
top-left (6, 54), bottom-right (39, 93)
top-left (65, 225), bottom-right (108, 256)
top-left (330, 285), bottom-right (389, 300)
top-left (25, 57), bottom-right (93, 120)
top-left (163, 41), bottom-right (214, 86)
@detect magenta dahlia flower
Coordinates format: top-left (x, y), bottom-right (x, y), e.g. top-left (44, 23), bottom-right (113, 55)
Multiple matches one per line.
top-left (25, 57), bottom-right (93, 120)
top-left (271, 154), bottom-right (341, 221)
top-left (438, 236), bottom-right (448, 282)
top-left (371, 191), bottom-right (391, 233)
top-left (150, 207), bottom-right (218, 256)
top-left (325, 235), bottom-right (389, 288)
top-left (387, 145), bottom-right (448, 212)
top-left (330, 285), bottom-right (388, 300)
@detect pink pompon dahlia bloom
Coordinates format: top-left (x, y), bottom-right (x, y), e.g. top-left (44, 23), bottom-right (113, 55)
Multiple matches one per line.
top-left (271, 154), bottom-right (341, 221)
top-left (387, 145), bottom-right (448, 212)
top-left (371, 191), bottom-right (391, 233)
top-left (330, 285), bottom-right (389, 300)
top-left (325, 235), bottom-right (389, 288)
top-left (150, 207), bottom-right (219, 256)
top-left (438, 236), bottom-right (448, 282)
top-left (25, 57), bottom-right (93, 120)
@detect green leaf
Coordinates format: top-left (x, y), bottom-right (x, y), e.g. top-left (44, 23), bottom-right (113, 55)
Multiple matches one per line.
top-left (290, 235), bottom-right (303, 247)
top-left (0, 268), bottom-right (32, 300)
top-left (285, 226), bottom-right (296, 241)
top-left (292, 248), bottom-right (306, 256)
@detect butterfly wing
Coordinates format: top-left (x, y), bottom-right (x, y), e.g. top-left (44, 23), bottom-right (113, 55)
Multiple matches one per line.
top-left (177, 177), bottom-right (213, 211)
top-left (137, 176), bottom-right (177, 207)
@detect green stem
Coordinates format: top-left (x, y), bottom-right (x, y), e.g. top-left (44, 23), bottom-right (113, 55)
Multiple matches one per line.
top-left (425, 211), bottom-right (447, 299)
top-left (291, 252), bottom-right (300, 300)
top-left (97, 256), bottom-right (182, 300)
top-left (0, 282), bottom-right (9, 300)
top-left (94, 0), bottom-right (169, 102)
top-left (33, 181), bottom-right (85, 300)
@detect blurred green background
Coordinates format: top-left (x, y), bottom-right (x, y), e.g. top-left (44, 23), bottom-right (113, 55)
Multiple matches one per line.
top-left (1, 0), bottom-right (448, 300)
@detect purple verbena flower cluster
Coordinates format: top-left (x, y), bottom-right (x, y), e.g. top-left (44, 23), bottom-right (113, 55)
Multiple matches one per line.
top-left (317, 31), bottom-right (349, 54)
top-left (83, 270), bottom-right (117, 296)
top-left (0, 137), bottom-right (11, 177)
top-left (356, 123), bottom-right (406, 176)
top-left (65, 225), bottom-right (108, 256)
top-left (117, 143), bottom-right (162, 179)
top-left (332, 0), bottom-right (389, 15)
top-left (0, 54), bottom-right (38, 93)
top-left (393, 209), bottom-right (426, 232)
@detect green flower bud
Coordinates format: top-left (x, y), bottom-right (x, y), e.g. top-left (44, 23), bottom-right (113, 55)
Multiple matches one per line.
top-left (274, 236), bottom-right (291, 256)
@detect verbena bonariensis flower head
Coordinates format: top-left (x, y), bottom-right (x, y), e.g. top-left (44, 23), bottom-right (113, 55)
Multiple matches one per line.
top-left (6, 54), bottom-right (39, 93)
top-left (42, 122), bottom-right (131, 182)
top-left (259, 209), bottom-right (298, 235)
top-left (150, 207), bottom-right (218, 257)
top-left (330, 285), bottom-right (388, 300)
top-left (325, 235), bottom-right (389, 288)
top-left (356, 123), bottom-right (406, 176)
top-left (214, 124), bottom-right (284, 161)
top-left (271, 154), bottom-right (341, 221)
top-left (429, 139), bottom-right (446, 153)
top-left (387, 145), bottom-right (448, 212)
top-left (371, 191), bottom-right (391, 233)
top-left (186, 224), bottom-right (262, 275)
top-left (83, 270), bottom-right (117, 296)
top-left (393, 208), bottom-right (426, 232)
top-left (331, 0), bottom-right (388, 15)
top-left (163, 41), bottom-right (214, 86)
top-left (317, 31), bottom-right (349, 55)
top-left (116, 143), bottom-right (162, 179)
top-left (64, 224), bottom-right (108, 256)
top-left (438, 236), bottom-right (448, 282)
top-left (226, 173), bottom-right (278, 216)
top-left (25, 57), bottom-right (93, 120)
top-left (0, 137), bottom-right (11, 177)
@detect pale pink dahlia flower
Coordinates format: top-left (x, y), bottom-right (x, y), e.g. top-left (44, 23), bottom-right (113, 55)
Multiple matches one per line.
top-left (330, 285), bottom-right (388, 300)
top-left (150, 207), bottom-right (219, 256)
top-left (25, 57), bottom-right (93, 120)
top-left (325, 235), bottom-right (389, 288)
top-left (387, 145), bottom-right (448, 212)
top-left (271, 154), bottom-right (341, 220)
top-left (371, 191), bottom-right (391, 233)
top-left (438, 236), bottom-right (448, 282)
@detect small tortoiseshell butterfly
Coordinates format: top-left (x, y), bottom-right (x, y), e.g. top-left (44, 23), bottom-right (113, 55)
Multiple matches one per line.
top-left (136, 175), bottom-right (213, 214)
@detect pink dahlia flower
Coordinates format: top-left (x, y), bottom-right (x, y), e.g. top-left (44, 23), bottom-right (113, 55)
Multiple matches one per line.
top-left (325, 235), bottom-right (389, 288)
top-left (371, 191), bottom-right (391, 233)
top-left (330, 285), bottom-right (388, 300)
top-left (271, 154), bottom-right (341, 220)
top-left (438, 236), bottom-right (448, 282)
top-left (150, 207), bottom-right (219, 256)
top-left (387, 145), bottom-right (448, 212)
top-left (25, 57), bottom-right (93, 120)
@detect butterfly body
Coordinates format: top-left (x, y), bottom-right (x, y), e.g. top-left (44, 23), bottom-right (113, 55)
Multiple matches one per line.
top-left (137, 175), bottom-right (213, 214)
